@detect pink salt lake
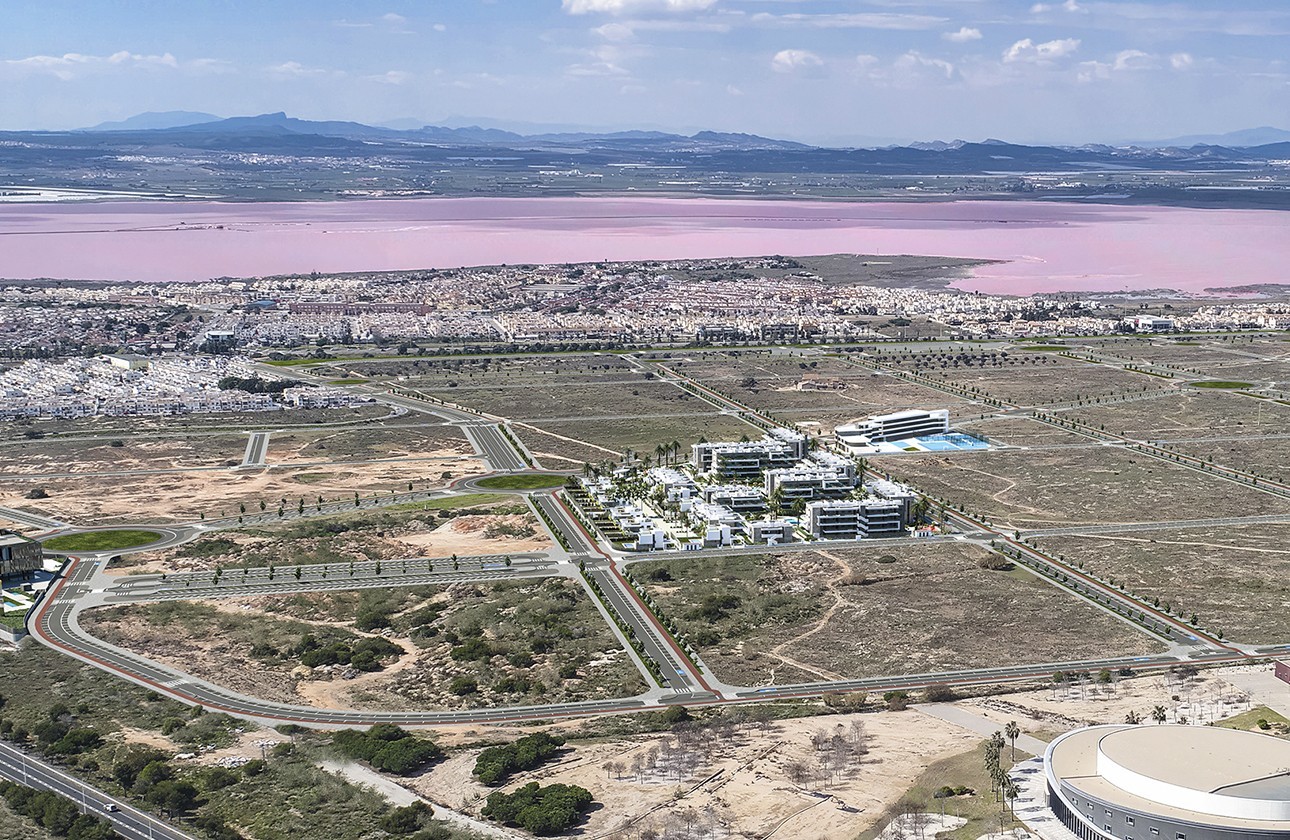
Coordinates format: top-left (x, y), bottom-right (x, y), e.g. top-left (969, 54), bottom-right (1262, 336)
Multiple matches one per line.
top-left (0, 197), bottom-right (1286, 294)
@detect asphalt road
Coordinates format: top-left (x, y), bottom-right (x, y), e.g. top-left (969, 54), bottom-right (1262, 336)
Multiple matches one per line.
top-left (33, 558), bottom-right (653, 727)
top-left (464, 423), bottom-right (529, 471)
top-left (0, 505), bottom-right (67, 530)
top-left (0, 742), bottom-right (195, 840)
top-left (527, 493), bottom-right (717, 699)
top-left (239, 431), bottom-right (270, 468)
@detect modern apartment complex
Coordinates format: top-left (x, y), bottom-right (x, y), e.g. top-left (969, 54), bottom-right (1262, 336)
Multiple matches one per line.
top-left (835, 409), bottom-right (950, 447)
top-left (0, 532), bottom-right (43, 578)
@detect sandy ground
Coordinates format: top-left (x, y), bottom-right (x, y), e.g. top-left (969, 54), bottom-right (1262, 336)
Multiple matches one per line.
top-left (0, 453), bottom-right (487, 524)
top-left (397, 514), bottom-right (551, 555)
top-left (410, 709), bottom-right (979, 840)
top-left (961, 666), bottom-right (1263, 737)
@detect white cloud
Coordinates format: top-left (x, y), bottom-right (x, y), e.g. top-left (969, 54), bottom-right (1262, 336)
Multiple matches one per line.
top-left (726, 84), bottom-right (743, 96)
top-left (1031, 0), bottom-right (1085, 13)
top-left (771, 49), bottom-right (825, 75)
top-left (942, 26), bottom-right (983, 43)
top-left (1003, 37), bottom-right (1080, 64)
top-left (563, 0), bottom-right (716, 14)
top-left (1170, 52), bottom-right (1194, 70)
top-left (2, 51), bottom-right (197, 81)
top-left (594, 22), bottom-right (637, 40)
top-left (366, 69), bottom-right (413, 85)
top-left (1113, 49), bottom-right (1155, 71)
top-left (380, 12), bottom-right (407, 25)
top-left (269, 61), bottom-right (329, 78)
top-left (894, 51), bottom-right (956, 80)
top-left (752, 12), bottom-right (946, 31)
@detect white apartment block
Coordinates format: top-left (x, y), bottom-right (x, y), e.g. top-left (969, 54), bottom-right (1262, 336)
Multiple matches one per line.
top-left (804, 499), bottom-right (908, 540)
top-left (835, 409), bottom-right (950, 447)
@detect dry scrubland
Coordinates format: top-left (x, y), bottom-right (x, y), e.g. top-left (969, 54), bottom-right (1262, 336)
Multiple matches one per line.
top-left (881, 448), bottom-right (1290, 529)
top-left (660, 353), bottom-right (974, 430)
top-left (0, 404), bottom-right (392, 442)
top-left (1036, 524), bottom-right (1290, 643)
top-left (0, 457), bottom-right (486, 524)
top-left (1064, 389), bottom-right (1290, 439)
top-left (114, 494), bottom-right (545, 574)
top-left (885, 352), bottom-right (1170, 406)
top-left (955, 416), bottom-right (1093, 447)
top-left (265, 423), bottom-right (474, 463)
top-left (82, 576), bottom-right (646, 711)
top-left (0, 435), bottom-right (250, 475)
top-left (325, 353), bottom-right (641, 386)
top-left (631, 542), bottom-right (1161, 687)
top-left (415, 706), bottom-right (981, 840)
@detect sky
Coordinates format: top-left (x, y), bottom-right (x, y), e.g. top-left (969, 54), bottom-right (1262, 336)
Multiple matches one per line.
top-left (1, 0), bottom-right (1287, 145)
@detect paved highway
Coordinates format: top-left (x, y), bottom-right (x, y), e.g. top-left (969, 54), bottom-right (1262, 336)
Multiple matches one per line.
top-left (0, 742), bottom-right (195, 840)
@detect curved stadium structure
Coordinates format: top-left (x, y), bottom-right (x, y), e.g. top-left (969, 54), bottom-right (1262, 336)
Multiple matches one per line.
top-left (1046, 725), bottom-right (1290, 840)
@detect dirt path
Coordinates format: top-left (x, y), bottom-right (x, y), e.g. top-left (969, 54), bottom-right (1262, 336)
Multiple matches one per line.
top-left (511, 421), bottom-right (621, 456)
top-left (765, 550), bottom-right (849, 683)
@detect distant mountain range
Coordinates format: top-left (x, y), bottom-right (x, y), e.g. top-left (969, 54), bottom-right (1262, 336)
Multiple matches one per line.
top-left (75, 111), bottom-right (813, 151)
top-left (74, 111), bottom-right (1290, 152)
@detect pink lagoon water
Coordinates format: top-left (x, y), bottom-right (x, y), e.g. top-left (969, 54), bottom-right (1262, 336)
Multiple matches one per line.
top-left (0, 197), bottom-right (1287, 294)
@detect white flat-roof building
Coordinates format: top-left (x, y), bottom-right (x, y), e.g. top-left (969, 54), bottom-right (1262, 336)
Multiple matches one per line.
top-left (836, 409), bottom-right (949, 447)
top-left (1045, 725), bottom-right (1290, 840)
top-left (804, 499), bottom-right (907, 540)
top-left (1125, 316), bottom-right (1175, 332)
top-left (646, 467), bottom-right (697, 502)
top-left (750, 519), bottom-right (796, 545)
top-left (765, 466), bottom-right (857, 500)
top-left (702, 484), bottom-right (766, 513)
top-left (692, 430), bottom-right (807, 480)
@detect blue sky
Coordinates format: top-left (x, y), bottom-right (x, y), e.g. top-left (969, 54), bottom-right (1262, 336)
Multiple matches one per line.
top-left (2, 0), bottom-right (1287, 144)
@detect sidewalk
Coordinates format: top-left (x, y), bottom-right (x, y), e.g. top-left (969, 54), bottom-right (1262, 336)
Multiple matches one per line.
top-left (917, 704), bottom-right (1049, 755)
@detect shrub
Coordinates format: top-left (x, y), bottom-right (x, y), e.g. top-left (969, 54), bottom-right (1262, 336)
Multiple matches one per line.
top-left (473, 733), bottom-right (565, 786)
top-left (481, 782), bottom-right (594, 836)
top-left (977, 556), bottom-right (1015, 571)
top-left (332, 726), bottom-right (442, 776)
top-left (449, 677), bottom-right (479, 696)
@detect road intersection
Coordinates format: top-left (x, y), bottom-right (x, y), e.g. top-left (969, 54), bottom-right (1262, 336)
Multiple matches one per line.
top-left (13, 354), bottom-right (1290, 732)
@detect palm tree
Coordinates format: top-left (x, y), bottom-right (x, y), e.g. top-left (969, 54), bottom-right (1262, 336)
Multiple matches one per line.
top-left (1004, 720), bottom-right (1020, 762)
top-left (1151, 705), bottom-right (1168, 724)
top-left (670, 440), bottom-right (681, 465)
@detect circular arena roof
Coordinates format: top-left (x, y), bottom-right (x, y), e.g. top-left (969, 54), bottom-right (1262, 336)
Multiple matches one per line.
top-left (1047, 725), bottom-right (1290, 825)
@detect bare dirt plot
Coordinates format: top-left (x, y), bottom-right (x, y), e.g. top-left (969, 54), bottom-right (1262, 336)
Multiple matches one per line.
top-left (633, 541), bottom-right (1161, 688)
top-left (1065, 390), bottom-right (1290, 439)
top-left (1172, 438), bottom-right (1290, 485)
top-left (116, 494), bottom-right (540, 574)
top-left (888, 355), bottom-right (1168, 406)
top-left (0, 405), bottom-right (390, 442)
top-left (82, 577), bottom-right (646, 711)
top-left (0, 456), bottom-right (486, 524)
top-left (881, 448), bottom-right (1290, 529)
top-left (412, 706), bottom-right (980, 840)
top-left (337, 353), bottom-right (639, 386)
top-left (512, 423), bottom-right (619, 467)
top-left (265, 424), bottom-right (473, 464)
top-left (1185, 360), bottom-right (1289, 385)
top-left (0, 435), bottom-right (250, 475)
top-left (529, 414), bottom-right (760, 458)
top-left (1034, 525), bottom-right (1290, 644)
top-left (422, 380), bottom-right (709, 422)
top-left (956, 417), bottom-right (1093, 447)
